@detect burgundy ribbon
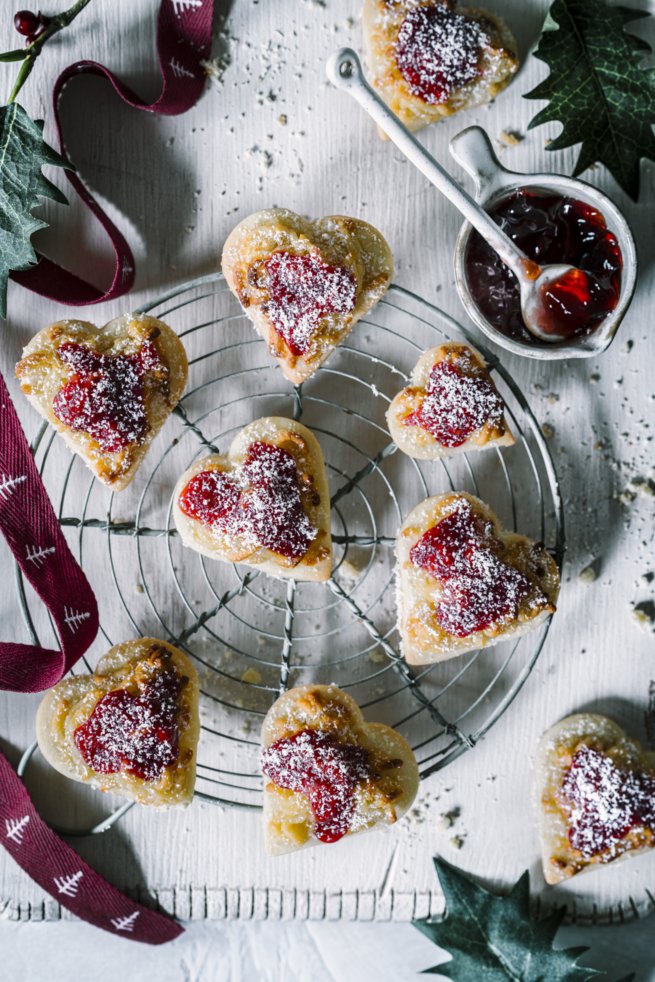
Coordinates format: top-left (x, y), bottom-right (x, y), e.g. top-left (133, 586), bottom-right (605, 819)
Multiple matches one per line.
top-left (0, 373), bottom-right (98, 692)
top-left (11, 0), bottom-right (213, 306)
top-left (0, 761), bottom-right (183, 943)
top-left (0, 0), bottom-right (215, 943)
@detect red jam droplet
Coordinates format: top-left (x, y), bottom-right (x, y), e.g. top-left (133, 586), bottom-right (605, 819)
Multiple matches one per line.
top-left (261, 728), bottom-right (372, 843)
top-left (410, 503), bottom-right (531, 637)
top-left (561, 745), bottom-right (655, 858)
top-left (465, 190), bottom-right (623, 344)
top-left (394, 4), bottom-right (484, 105)
top-left (178, 441), bottom-right (317, 560)
top-left (74, 670), bottom-right (184, 782)
top-left (262, 251), bottom-right (357, 356)
top-left (52, 340), bottom-right (161, 453)
top-left (404, 360), bottom-right (503, 447)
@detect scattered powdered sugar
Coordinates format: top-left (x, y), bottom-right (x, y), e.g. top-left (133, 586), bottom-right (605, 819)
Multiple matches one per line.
top-left (561, 745), bottom-right (655, 858)
top-left (405, 357), bottom-right (504, 447)
top-left (261, 250), bottom-right (357, 356)
top-left (394, 3), bottom-right (487, 105)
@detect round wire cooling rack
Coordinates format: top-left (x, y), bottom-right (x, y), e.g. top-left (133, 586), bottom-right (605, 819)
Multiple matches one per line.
top-left (16, 272), bottom-right (565, 836)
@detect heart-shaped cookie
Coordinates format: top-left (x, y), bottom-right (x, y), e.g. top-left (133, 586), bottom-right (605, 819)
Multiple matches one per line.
top-left (36, 639), bottom-right (200, 807)
top-left (174, 417), bottom-right (332, 581)
top-left (260, 684), bottom-right (419, 855)
top-left (363, 0), bottom-right (518, 134)
top-left (397, 492), bottom-right (560, 664)
top-left (534, 714), bottom-right (655, 884)
top-left (221, 208), bottom-right (393, 383)
top-left (387, 343), bottom-right (514, 459)
top-left (16, 315), bottom-right (188, 491)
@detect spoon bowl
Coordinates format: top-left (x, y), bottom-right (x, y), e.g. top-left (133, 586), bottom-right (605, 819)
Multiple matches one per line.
top-left (521, 262), bottom-right (584, 344)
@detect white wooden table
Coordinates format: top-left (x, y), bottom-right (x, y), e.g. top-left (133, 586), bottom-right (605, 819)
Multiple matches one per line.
top-left (1, 0), bottom-right (654, 932)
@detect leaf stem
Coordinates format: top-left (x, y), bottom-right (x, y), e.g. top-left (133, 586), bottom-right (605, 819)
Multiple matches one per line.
top-left (5, 0), bottom-right (93, 104)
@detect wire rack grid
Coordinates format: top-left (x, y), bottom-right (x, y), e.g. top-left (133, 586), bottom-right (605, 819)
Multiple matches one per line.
top-left (15, 272), bottom-right (564, 834)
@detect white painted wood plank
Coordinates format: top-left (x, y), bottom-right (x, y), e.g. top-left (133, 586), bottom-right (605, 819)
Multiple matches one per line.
top-left (0, 0), bottom-right (653, 923)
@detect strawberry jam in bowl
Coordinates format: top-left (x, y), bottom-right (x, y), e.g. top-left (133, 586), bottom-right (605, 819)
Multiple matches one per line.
top-left (450, 126), bottom-right (637, 360)
top-left (464, 190), bottom-right (623, 347)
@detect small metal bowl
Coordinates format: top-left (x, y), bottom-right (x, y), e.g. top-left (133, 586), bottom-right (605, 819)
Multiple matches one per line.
top-left (450, 127), bottom-right (638, 360)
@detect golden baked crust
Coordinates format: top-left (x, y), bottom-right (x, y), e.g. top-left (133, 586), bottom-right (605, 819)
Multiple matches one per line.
top-left (260, 684), bottom-right (419, 855)
top-left (363, 0), bottom-right (519, 134)
top-left (15, 315), bottom-right (188, 491)
top-left (173, 417), bottom-right (333, 581)
top-left (36, 639), bottom-right (200, 808)
top-left (534, 714), bottom-right (655, 884)
top-left (397, 492), bottom-right (560, 664)
top-left (221, 208), bottom-right (393, 383)
top-left (386, 342), bottom-right (514, 459)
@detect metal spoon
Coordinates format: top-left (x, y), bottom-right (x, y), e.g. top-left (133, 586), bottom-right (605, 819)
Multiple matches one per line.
top-left (326, 48), bottom-right (582, 343)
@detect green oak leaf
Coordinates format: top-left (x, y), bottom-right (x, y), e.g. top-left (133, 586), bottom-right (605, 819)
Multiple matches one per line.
top-left (524, 0), bottom-right (655, 200)
top-left (413, 858), bottom-right (602, 980)
top-left (0, 102), bottom-right (69, 317)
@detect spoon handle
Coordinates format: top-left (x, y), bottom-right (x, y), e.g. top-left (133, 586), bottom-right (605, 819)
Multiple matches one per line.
top-left (326, 48), bottom-right (529, 280)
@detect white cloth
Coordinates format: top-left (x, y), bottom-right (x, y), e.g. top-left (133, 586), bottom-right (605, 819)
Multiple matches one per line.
top-left (0, 919), bottom-right (653, 981)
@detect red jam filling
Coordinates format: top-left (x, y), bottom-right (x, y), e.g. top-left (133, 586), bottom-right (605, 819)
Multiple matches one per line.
top-left (410, 503), bottom-right (531, 637)
top-left (404, 360), bottom-right (503, 447)
top-left (74, 669), bottom-right (184, 782)
top-left (262, 251), bottom-right (357, 356)
top-left (52, 340), bottom-right (161, 453)
top-left (261, 728), bottom-right (372, 843)
top-left (464, 190), bottom-right (623, 344)
top-left (178, 441), bottom-right (317, 560)
top-left (394, 3), bottom-right (485, 105)
top-left (561, 745), bottom-right (655, 858)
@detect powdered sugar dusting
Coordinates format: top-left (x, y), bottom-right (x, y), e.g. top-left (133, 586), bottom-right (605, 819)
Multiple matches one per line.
top-left (74, 667), bottom-right (185, 782)
top-left (261, 728), bottom-right (373, 842)
top-left (561, 745), bottom-right (655, 858)
top-left (179, 441), bottom-right (317, 560)
top-left (52, 340), bottom-right (163, 454)
top-left (405, 356), bottom-right (504, 447)
top-left (261, 250), bottom-right (357, 355)
top-left (410, 500), bottom-right (535, 637)
top-left (394, 3), bottom-right (487, 105)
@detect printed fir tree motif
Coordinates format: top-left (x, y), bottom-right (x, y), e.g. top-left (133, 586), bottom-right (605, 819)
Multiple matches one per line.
top-left (62, 607), bottom-right (91, 633)
top-left (413, 858), bottom-right (635, 980)
top-left (25, 543), bottom-right (56, 566)
top-left (111, 911), bottom-right (140, 932)
top-left (0, 473), bottom-right (27, 500)
top-left (172, 0), bottom-right (204, 13)
top-left (53, 871), bottom-right (83, 898)
top-left (525, 0), bottom-right (655, 200)
top-left (4, 816), bottom-right (29, 844)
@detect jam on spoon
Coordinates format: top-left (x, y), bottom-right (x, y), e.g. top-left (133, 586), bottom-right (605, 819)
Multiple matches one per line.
top-left (464, 189), bottom-right (623, 345)
top-left (261, 728), bottom-right (373, 842)
top-left (178, 441), bottom-right (317, 560)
